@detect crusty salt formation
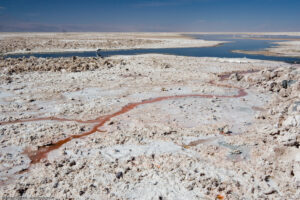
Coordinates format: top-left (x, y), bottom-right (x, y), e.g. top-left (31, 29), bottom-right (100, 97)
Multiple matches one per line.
top-left (0, 33), bottom-right (299, 199)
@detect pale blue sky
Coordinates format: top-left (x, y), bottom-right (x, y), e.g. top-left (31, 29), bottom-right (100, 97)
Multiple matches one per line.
top-left (0, 0), bottom-right (299, 32)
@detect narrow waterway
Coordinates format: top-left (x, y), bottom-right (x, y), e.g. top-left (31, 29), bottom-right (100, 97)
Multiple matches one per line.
top-left (5, 34), bottom-right (300, 63)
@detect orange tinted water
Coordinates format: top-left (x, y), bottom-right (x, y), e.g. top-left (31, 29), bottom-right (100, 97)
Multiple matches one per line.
top-left (0, 70), bottom-right (254, 171)
top-left (26, 87), bottom-right (246, 164)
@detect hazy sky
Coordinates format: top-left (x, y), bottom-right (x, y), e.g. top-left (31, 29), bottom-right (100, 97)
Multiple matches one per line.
top-left (0, 0), bottom-right (299, 32)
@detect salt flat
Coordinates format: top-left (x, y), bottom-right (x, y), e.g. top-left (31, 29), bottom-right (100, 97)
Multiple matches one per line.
top-left (0, 33), bottom-right (299, 199)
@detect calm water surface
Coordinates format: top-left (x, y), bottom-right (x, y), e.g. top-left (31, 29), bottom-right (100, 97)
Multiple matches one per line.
top-left (5, 34), bottom-right (300, 63)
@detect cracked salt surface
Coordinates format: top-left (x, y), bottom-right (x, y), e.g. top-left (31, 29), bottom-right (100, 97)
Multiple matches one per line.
top-left (0, 90), bottom-right (14, 105)
top-left (64, 87), bottom-right (127, 101)
top-left (101, 141), bottom-right (182, 161)
top-left (0, 145), bottom-right (31, 182)
top-left (134, 89), bottom-right (270, 132)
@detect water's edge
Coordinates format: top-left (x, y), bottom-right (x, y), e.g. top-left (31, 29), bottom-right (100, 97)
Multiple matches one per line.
top-left (4, 34), bottom-right (300, 64)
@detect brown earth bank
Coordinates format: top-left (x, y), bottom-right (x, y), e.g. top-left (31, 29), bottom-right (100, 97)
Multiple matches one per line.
top-left (0, 52), bottom-right (299, 199)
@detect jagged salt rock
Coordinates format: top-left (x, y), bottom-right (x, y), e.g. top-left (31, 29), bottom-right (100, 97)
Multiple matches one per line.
top-left (283, 115), bottom-right (300, 127)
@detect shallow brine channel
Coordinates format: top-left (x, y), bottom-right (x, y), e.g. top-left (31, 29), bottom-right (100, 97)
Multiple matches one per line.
top-left (5, 34), bottom-right (300, 63)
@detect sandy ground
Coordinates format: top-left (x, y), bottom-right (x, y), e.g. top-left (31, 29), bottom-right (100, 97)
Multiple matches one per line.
top-left (233, 40), bottom-right (300, 58)
top-left (0, 32), bottom-right (223, 55)
top-left (0, 49), bottom-right (299, 199)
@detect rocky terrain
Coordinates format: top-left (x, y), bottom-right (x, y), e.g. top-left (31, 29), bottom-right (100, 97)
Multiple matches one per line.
top-left (0, 50), bottom-right (299, 199)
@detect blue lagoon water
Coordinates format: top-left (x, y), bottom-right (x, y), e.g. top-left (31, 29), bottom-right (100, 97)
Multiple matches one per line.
top-left (5, 34), bottom-right (300, 63)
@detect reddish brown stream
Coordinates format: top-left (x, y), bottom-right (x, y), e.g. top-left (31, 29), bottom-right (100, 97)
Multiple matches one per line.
top-left (0, 70), bottom-right (257, 174)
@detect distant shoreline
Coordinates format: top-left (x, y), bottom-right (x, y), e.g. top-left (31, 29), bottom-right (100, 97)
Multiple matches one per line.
top-left (2, 32), bottom-right (224, 55)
